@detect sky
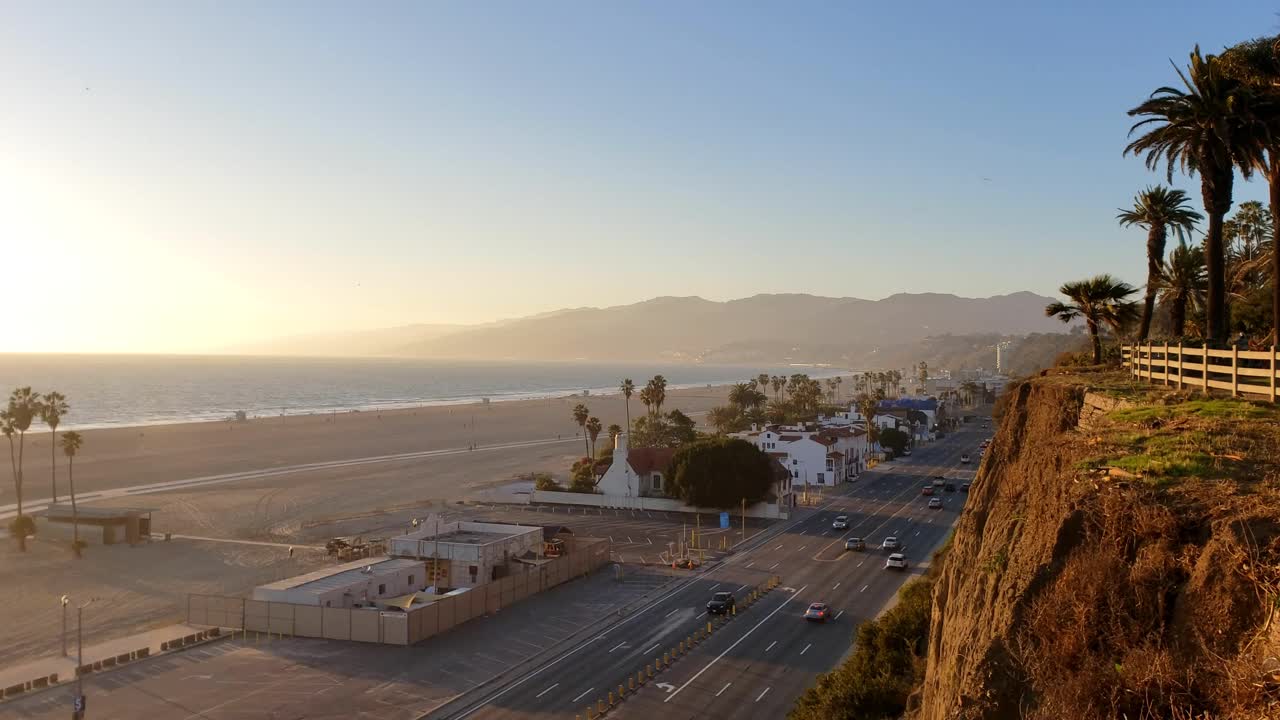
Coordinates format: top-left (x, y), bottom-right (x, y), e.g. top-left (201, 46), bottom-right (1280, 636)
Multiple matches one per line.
top-left (2, 1), bottom-right (1276, 353)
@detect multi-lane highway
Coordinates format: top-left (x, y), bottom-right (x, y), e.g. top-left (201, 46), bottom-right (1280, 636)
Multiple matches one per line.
top-left (430, 414), bottom-right (985, 719)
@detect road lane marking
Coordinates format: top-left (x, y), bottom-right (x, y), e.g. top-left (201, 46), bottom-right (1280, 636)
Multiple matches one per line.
top-left (696, 612), bottom-right (706, 619)
top-left (756, 687), bottom-right (771, 702)
top-left (834, 610), bottom-right (844, 620)
top-left (916, 531), bottom-right (921, 536)
top-left (664, 608), bottom-right (680, 618)
top-left (716, 682), bottom-right (732, 697)
top-left (832, 582), bottom-right (840, 590)
top-left (861, 585), bottom-right (869, 592)
top-left (710, 583), bottom-right (721, 590)
top-left (775, 544), bottom-right (784, 550)
top-left (857, 561), bottom-right (863, 567)
top-left (746, 562), bottom-right (754, 568)
top-left (608, 641), bottom-right (627, 653)
top-left (765, 641), bottom-right (777, 652)
top-left (571, 687), bottom-right (594, 703)
top-left (738, 584), bottom-right (748, 592)
top-left (801, 643), bottom-right (811, 655)
top-left (663, 585), bottom-right (808, 703)
top-left (768, 562), bottom-right (779, 570)
top-left (798, 545), bottom-right (807, 551)
top-left (536, 683), bottom-right (559, 698)
top-left (643, 643), bottom-right (660, 655)
top-left (628, 536), bottom-right (634, 544)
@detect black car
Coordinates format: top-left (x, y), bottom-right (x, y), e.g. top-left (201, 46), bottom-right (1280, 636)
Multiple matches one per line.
top-left (944, 482), bottom-right (956, 492)
top-left (707, 591), bottom-right (735, 615)
top-left (961, 483), bottom-right (970, 492)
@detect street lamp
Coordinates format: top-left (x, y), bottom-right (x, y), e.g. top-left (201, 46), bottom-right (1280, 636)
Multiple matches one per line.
top-left (74, 597), bottom-right (97, 720)
top-left (60, 595), bottom-right (69, 657)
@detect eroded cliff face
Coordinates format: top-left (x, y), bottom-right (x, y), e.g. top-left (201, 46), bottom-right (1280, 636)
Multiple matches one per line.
top-left (914, 374), bottom-right (1280, 720)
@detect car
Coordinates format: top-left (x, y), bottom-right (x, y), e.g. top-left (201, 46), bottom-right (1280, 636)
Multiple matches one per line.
top-left (832, 515), bottom-right (849, 530)
top-left (844, 537), bottom-right (865, 551)
top-left (944, 482), bottom-right (956, 492)
top-left (901, 448), bottom-right (912, 456)
top-left (803, 602), bottom-right (831, 622)
top-left (706, 591), bottom-right (735, 615)
top-left (960, 454), bottom-right (971, 464)
top-left (933, 477), bottom-right (945, 487)
top-left (882, 536), bottom-right (900, 550)
top-left (961, 483), bottom-right (970, 492)
top-left (927, 497), bottom-right (942, 509)
top-left (921, 486), bottom-right (934, 496)
top-left (885, 553), bottom-right (908, 570)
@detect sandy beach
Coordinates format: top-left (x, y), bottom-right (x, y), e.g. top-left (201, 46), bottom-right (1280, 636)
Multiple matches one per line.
top-left (0, 383), bottom-right (741, 666)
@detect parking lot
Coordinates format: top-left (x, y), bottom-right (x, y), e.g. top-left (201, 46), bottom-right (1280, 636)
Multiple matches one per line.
top-left (3, 564), bottom-right (676, 720)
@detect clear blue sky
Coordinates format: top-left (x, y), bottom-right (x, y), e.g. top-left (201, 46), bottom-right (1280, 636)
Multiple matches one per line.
top-left (1, 1), bottom-right (1275, 352)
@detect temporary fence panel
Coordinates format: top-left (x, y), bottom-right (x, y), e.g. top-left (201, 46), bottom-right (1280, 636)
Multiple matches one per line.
top-left (294, 605), bottom-right (322, 638)
top-left (322, 607), bottom-right (351, 641)
top-left (381, 613), bottom-right (408, 646)
top-left (268, 602), bottom-right (294, 634)
top-left (350, 610), bottom-right (380, 643)
top-left (244, 600), bottom-right (270, 633)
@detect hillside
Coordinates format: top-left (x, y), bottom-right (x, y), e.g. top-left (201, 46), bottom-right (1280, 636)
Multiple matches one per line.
top-left (914, 371), bottom-right (1280, 719)
top-left (396, 292), bottom-right (1068, 363)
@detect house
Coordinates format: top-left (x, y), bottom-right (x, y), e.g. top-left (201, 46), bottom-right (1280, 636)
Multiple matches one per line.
top-left (596, 433), bottom-right (676, 498)
top-left (733, 422), bottom-right (869, 488)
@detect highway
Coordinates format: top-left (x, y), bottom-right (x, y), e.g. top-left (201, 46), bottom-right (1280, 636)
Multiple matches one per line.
top-left (429, 413), bottom-right (986, 719)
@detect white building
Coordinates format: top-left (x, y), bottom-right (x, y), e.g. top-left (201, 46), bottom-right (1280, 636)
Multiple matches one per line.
top-left (735, 422), bottom-right (869, 488)
top-left (389, 520), bottom-right (545, 588)
top-left (253, 557), bottom-right (426, 608)
top-left (596, 434), bottom-right (676, 498)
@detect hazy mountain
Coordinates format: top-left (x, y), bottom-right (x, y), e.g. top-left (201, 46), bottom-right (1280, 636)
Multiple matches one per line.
top-left (231, 323), bottom-right (465, 357)
top-left (395, 292), bottom-right (1070, 364)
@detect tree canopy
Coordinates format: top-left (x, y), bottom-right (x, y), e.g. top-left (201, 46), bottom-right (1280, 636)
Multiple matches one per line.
top-left (666, 437), bottom-right (775, 508)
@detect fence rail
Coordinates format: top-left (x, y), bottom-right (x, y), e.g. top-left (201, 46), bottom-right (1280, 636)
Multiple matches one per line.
top-left (1122, 343), bottom-right (1279, 402)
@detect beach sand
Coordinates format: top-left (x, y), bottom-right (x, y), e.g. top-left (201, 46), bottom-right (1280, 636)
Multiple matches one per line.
top-left (0, 383), bottom-right (743, 665)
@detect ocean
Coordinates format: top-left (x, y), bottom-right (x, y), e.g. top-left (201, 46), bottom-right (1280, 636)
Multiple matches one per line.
top-left (0, 354), bottom-right (843, 430)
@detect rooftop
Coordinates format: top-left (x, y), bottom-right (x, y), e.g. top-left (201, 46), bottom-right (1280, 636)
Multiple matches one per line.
top-left (258, 557), bottom-right (423, 594)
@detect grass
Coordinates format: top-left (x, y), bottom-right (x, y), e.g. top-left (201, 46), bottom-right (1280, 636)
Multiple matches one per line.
top-left (1109, 398), bottom-right (1276, 424)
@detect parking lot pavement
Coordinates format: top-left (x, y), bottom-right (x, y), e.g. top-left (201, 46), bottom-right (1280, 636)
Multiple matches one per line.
top-left (0, 567), bottom-right (674, 720)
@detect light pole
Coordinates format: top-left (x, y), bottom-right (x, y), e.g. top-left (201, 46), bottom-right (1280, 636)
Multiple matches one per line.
top-left (61, 595), bottom-right (69, 657)
top-left (75, 597), bottom-right (96, 719)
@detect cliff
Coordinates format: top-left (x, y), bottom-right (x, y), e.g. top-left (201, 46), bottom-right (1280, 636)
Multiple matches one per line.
top-left (914, 369), bottom-right (1280, 720)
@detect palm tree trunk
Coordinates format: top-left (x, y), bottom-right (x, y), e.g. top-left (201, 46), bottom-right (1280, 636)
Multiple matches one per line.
top-left (1270, 151), bottom-right (1280, 346)
top-left (1088, 319), bottom-right (1103, 364)
top-left (1201, 170), bottom-right (1232, 343)
top-left (1171, 293), bottom-right (1187, 338)
top-left (70, 456), bottom-right (80, 557)
top-left (1139, 225), bottom-right (1165, 342)
top-left (582, 429), bottom-right (589, 460)
top-left (50, 429), bottom-right (57, 504)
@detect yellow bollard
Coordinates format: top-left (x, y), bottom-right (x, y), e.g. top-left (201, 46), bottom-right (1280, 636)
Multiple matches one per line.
top-left (586, 708), bottom-right (593, 720)
top-left (707, 621), bottom-right (712, 634)
top-left (663, 651), bottom-right (670, 666)
top-left (648, 664), bottom-right (654, 679)
top-left (638, 670), bottom-right (644, 685)
top-left (630, 676), bottom-right (636, 691)
top-left (687, 634), bottom-right (692, 647)
top-left (731, 605), bottom-right (736, 616)
top-left (598, 698), bottom-right (606, 714)
top-left (608, 691), bottom-right (615, 706)
top-left (619, 683), bottom-right (625, 698)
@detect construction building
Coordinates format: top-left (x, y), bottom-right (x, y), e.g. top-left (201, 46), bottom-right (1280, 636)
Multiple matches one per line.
top-left (252, 557), bottom-right (425, 608)
top-left (388, 520), bottom-right (544, 588)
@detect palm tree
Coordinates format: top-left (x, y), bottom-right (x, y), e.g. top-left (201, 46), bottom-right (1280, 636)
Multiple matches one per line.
top-left (649, 375), bottom-right (668, 415)
top-left (61, 431), bottom-right (84, 557)
top-left (757, 374), bottom-right (769, 395)
top-left (5, 388), bottom-right (42, 551)
top-left (619, 378), bottom-right (635, 435)
top-left (1117, 186), bottom-right (1203, 341)
top-left (1220, 36), bottom-right (1280, 343)
top-left (707, 406), bottom-right (740, 435)
top-left (1126, 47), bottom-right (1266, 342)
top-left (1045, 275), bottom-right (1140, 364)
top-left (607, 423), bottom-right (622, 443)
top-left (639, 386), bottom-right (655, 417)
top-left (771, 375), bottom-right (785, 401)
top-left (1153, 239), bottom-right (1208, 337)
top-left (571, 403), bottom-right (590, 459)
top-left (40, 391), bottom-right (69, 504)
top-left (586, 416), bottom-right (603, 458)
top-left (1, 412), bottom-right (16, 515)
top-left (728, 382), bottom-right (754, 409)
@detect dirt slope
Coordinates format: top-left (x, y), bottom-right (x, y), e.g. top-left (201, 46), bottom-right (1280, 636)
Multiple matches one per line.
top-left (914, 370), bottom-right (1280, 720)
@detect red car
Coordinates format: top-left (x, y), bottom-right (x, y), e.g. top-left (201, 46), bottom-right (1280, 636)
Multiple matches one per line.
top-left (921, 486), bottom-right (934, 496)
top-left (804, 602), bottom-right (831, 622)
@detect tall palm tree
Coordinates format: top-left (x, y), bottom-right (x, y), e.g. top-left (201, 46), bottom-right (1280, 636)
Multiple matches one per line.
top-left (756, 374), bottom-right (769, 395)
top-left (728, 382), bottom-right (754, 409)
top-left (61, 431), bottom-right (84, 557)
top-left (619, 378), bottom-right (635, 435)
top-left (1153, 239), bottom-right (1208, 337)
top-left (1045, 275), bottom-right (1141, 364)
top-left (586, 416), bottom-right (602, 458)
top-left (649, 375), bottom-right (668, 415)
top-left (607, 423), bottom-right (622, 443)
top-left (571, 403), bottom-right (590, 459)
top-left (1, 412), bottom-right (16, 516)
top-left (1220, 36), bottom-right (1280, 343)
top-left (771, 375), bottom-right (785, 401)
top-left (40, 391), bottom-right (69, 504)
top-left (1117, 186), bottom-right (1203, 341)
top-left (1126, 47), bottom-right (1266, 342)
top-left (5, 388), bottom-right (42, 551)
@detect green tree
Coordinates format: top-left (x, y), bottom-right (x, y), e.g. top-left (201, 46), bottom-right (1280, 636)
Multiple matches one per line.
top-left (1045, 275), bottom-right (1140, 364)
top-left (879, 427), bottom-right (910, 455)
top-left (61, 431), bottom-right (84, 556)
top-left (585, 416), bottom-right (602, 459)
top-left (856, 393), bottom-right (881, 450)
top-left (648, 375), bottom-right (668, 415)
top-left (619, 378), bottom-right (635, 435)
top-left (4, 387), bottom-right (42, 551)
top-left (1117, 186), bottom-right (1203, 341)
top-left (771, 375), bottom-right (785, 400)
top-left (571, 403), bottom-right (590, 459)
top-left (728, 382), bottom-right (754, 409)
top-left (757, 373), bottom-right (770, 395)
top-left (707, 406), bottom-right (743, 434)
top-left (1126, 47), bottom-right (1267, 342)
top-left (666, 437), bottom-right (774, 508)
top-left (607, 423), bottom-right (622, 443)
top-left (40, 391), bottom-right (69, 504)
top-left (917, 362), bottom-right (928, 387)
top-left (1153, 239), bottom-right (1207, 337)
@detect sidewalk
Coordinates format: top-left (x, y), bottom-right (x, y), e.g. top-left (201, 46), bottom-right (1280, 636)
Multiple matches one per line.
top-left (0, 622), bottom-right (211, 697)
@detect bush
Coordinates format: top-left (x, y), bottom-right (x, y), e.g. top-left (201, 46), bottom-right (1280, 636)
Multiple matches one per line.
top-left (667, 437), bottom-right (775, 508)
top-left (8, 514), bottom-right (35, 539)
top-left (532, 473), bottom-right (561, 491)
top-left (879, 427), bottom-right (911, 455)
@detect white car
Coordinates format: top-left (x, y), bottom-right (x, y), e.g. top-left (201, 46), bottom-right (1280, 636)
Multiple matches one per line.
top-left (832, 515), bottom-right (849, 530)
top-left (885, 553), bottom-right (908, 570)
top-left (881, 536), bottom-right (900, 551)
top-left (960, 454), bottom-right (971, 464)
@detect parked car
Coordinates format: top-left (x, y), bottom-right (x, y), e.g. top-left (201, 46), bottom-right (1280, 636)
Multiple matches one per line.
top-left (885, 553), bottom-right (908, 570)
top-left (832, 515), bottom-right (849, 530)
top-left (960, 454), bottom-right (971, 464)
top-left (921, 485), bottom-right (934, 496)
top-left (928, 497), bottom-right (943, 509)
top-left (933, 476), bottom-right (945, 486)
top-left (901, 448), bottom-right (912, 456)
top-left (845, 537), bottom-right (865, 551)
top-left (944, 482), bottom-right (956, 492)
top-left (882, 536), bottom-right (900, 551)
top-left (803, 602), bottom-right (831, 622)
top-left (707, 591), bottom-right (735, 615)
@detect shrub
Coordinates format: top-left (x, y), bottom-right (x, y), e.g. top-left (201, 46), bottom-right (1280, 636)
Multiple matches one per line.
top-left (532, 473), bottom-right (561, 491)
top-left (667, 437), bottom-right (774, 508)
top-left (8, 515), bottom-right (35, 539)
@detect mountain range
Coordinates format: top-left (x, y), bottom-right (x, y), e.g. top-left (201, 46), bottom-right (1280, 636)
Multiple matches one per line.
top-left (236, 292), bottom-right (1070, 365)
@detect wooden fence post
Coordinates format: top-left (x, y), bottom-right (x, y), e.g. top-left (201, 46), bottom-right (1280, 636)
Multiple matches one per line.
top-left (1162, 342), bottom-right (1169, 386)
top-left (1202, 345), bottom-right (1209, 395)
top-left (1272, 345), bottom-right (1277, 403)
top-left (1176, 342), bottom-right (1184, 390)
top-left (1231, 345), bottom-right (1240, 397)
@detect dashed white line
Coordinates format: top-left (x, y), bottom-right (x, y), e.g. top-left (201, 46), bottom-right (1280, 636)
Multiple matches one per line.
top-left (696, 611), bottom-right (707, 619)
top-left (608, 641), bottom-right (627, 653)
top-left (710, 583), bottom-right (721, 590)
top-left (834, 610), bottom-right (844, 620)
top-left (643, 643), bottom-right (659, 655)
top-left (768, 562), bottom-right (779, 570)
top-left (572, 687), bottom-right (594, 703)
top-left (536, 682), bottom-right (560, 698)
top-left (798, 545), bottom-right (807, 551)
top-left (664, 608), bottom-right (680, 618)
top-left (765, 640), bottom-right (777, 652)
top-left (775, 544), bottom-right (784, 550)
top-left (801, 643), bottom-right (812, 655)
top-left (716, 682), bottom-right (732, 697)
top-left (857, 561), bottom-right (864, 567)
top-left (745, 562), bottom-right (754, 568)
top-left (860, 584), bottom-right (869, 593)
top-left (916, 531), bottom-right (921, 536)
top-left (832, 582), bottom-right (840, 590)
top-left (756, 687), bottom-right (771, 702)
top-left (738, 584), bottom-right (748, 592)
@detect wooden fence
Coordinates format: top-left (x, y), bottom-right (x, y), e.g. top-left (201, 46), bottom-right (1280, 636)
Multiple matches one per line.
top-left (1122, 343), bottom-right (1280, 401)
top-left (187, 537), bottom-right (609, 645)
